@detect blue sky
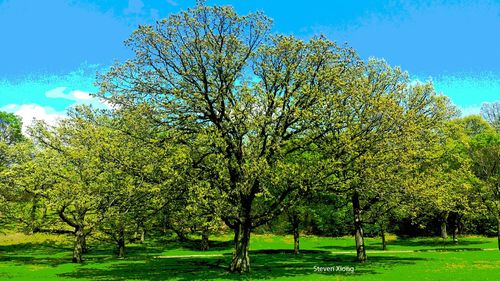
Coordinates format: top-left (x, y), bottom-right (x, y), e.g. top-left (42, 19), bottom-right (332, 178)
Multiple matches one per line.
top-left (1, 0), bottom-right (499, 128)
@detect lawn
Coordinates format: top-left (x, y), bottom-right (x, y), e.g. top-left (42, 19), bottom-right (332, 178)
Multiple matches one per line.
top-left (0, 232), bottom-right (499, 280)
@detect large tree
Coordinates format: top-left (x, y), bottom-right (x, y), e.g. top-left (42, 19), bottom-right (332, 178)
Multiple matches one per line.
top-left (313, 60), bottom-right (454, 261)
top-left (97, 3), bottom-right (360, 272)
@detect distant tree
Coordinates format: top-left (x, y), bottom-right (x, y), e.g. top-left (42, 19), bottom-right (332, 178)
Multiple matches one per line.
top-left (0, 111), bottom-right (24, 145)
top-left (0, 111), bottom-right (29, 230)
top-left (481, 102), bottom-right (500, 133)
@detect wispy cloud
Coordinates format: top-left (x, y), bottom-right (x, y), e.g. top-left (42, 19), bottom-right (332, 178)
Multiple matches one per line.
top-left (45, 87), bottom-right (93, 101)
top-left (166, 0), bottom-right (178, 7)
top-left (124, 0), bottom-right (144, 15)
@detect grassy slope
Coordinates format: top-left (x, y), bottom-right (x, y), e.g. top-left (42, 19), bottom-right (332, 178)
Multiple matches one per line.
top-left (0, 233), bottom-right (499, 280)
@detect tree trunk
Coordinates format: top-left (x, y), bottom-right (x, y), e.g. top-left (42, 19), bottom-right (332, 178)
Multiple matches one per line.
top-left (72, 226), bottom-right (85, 263)
top-left (117, 228), bottom-right (125, 258)
top-left (230, 220), bottom-right (251, 273)
top-left (293, 224), bottom-right (300, 254)
top-left (140, 227), bottom-right (145, 244)
top-left (29, 196), bottom-right (38, 234)
top-left (352, 191), bottom-right (366, 262)
top-left (440, 212), bottom-right (448, 239)
top-left (173, 228), bottom-right (188, 242)
top-left (452, 214), bottom-right (459, 244)
top-left (289, 213), bottom-right (300, 254)
top-left (201, 226), bottom-right (209, 251)
top-left (497, 216), bottom-right (500, 251)
top-left (380, 223), bottom-right (386, 250)
top-left (82, 235), bottom-right (88, 254)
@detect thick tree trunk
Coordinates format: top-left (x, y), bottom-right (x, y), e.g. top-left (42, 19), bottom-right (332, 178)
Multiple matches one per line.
top-left (201, 226), bottom-right (209, 251)
top-left (72, 227), bottom-right (85, 263)
top-left (380, 223), bottom-right (386, 250)
top-left (440, 212), bottom-right (448, 239)
top-left (352, 191), bottom-right (366, 262)
top-left (230, 221), bottom-right (251, 273)
top-left (117, 228), bottom-right (125, 258)
top-left (82, 235), bottom-right (88, 254)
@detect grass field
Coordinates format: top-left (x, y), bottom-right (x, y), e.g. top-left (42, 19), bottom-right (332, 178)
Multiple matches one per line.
top-left (0, 232), bottom-right (499, 280)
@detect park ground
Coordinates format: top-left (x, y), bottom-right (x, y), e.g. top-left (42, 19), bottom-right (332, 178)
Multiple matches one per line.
top-left (0, 232), bottom-right (499, 280)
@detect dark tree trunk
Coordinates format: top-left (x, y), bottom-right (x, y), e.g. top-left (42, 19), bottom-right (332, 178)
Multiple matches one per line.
top-left (440, 212), bottom-right (448, 239)
top-left (29, 196), bottom-right (38, 234)
top-left (230, 221), bottom-right (251, 273)
top-left (352, 191), bottom-right (366, 262)
top-left (293, 224), bottom-right (300, 255)
top-left (72, 226), bottom-right (85, 263)
top-left (289, 213), bottom-right (300, 254)
top-left (173, 228), bottom-right (188, 242)
top-left (117, 228), bottom-right (125, 258)
top-left (201, 226), bottom-right (210, 251)
top-left (497, 216), bottom-right (500, 250)
top-left (380, 223), bottom-right (386, 250)
top-left (82, 235), bottom-right (88, 254)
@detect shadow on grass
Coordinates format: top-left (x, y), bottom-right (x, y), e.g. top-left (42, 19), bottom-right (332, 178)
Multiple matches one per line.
top-left (318, 238), bottom-right (488, 252)
top-left (317, 244), bottom-right (381, 251)
top-left (0, 238), bottom-right (430, 280)
top-left (0, 241), bottom-right (73, 267)
top-left (58, 251), bottom-right (427, 280)
top-left (153, 237), bottom-right (234, 252)
top-left (388, 238), bottom-right (486, 248)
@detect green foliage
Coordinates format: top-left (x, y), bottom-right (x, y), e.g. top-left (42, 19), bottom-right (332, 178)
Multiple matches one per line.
top-left (0, 111), bottom-right (24, 145)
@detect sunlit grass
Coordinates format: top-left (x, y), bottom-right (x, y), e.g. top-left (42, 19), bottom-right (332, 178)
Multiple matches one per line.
top-left (0, 232), bottom-right (499, 280)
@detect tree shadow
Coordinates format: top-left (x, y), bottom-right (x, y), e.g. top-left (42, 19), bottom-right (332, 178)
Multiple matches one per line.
top-left (0, 237), bottom-right (431, 280)
top-left (0, 240), bottom-right (71, 256)
top-left (317, 244), bottom-right (380, 251)
top-left (58, 251), bottom-right (428, 280)
top-left (152, 237), bottom-right (233, 252)
top-left (388, 238), bottom-right (486, 248)
top-left (0, 241), bottom-right (73, 267)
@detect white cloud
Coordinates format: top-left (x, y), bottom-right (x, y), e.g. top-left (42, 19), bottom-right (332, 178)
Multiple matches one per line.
top-left (72, 90), bottom-right (92, 100)
top-left (1, 104), bottom-right (66, 133)
top-left (98, 98), bottom-right (116, 110)
top-left (45, 87), bottom-right (93, 101)
top-left (44, 86), bottom-right (114, 111)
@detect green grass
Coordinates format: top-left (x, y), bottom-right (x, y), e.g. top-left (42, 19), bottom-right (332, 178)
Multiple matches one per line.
top-left (0, 232), bottom-right (499, 280)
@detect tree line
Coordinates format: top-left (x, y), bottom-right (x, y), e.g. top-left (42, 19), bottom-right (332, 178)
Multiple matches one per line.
top-left (0, 3), bottom-right (499, 273)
